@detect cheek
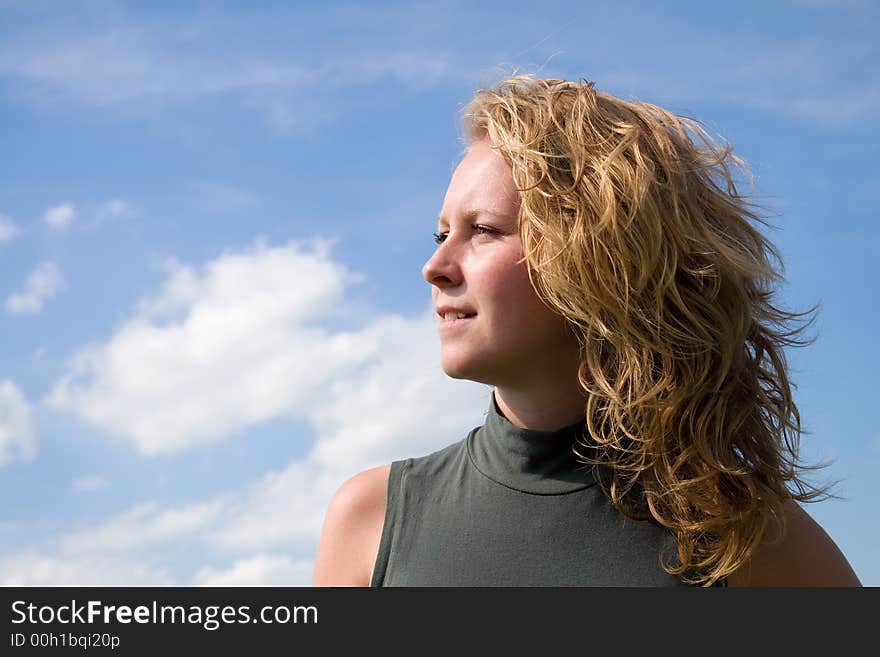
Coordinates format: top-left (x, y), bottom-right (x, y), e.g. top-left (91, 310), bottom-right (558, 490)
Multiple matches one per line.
top-left (487, 268), bottom-right (557, 334)
top-left (506, 264), bottom-right (544, 311)
top-left (517, 269), bottom-right (573, 336)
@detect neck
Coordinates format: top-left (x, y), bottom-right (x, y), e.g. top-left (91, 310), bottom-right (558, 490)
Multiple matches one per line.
top-left (493, 382), bottom-right (588, 431)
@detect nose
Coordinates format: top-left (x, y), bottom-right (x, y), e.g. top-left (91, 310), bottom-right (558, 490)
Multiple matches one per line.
top-left (422, 240), bottom-right (461, 288)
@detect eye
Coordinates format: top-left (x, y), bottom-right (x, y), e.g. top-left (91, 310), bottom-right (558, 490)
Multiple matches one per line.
top-left (433, 224), bottom-right (497, 245)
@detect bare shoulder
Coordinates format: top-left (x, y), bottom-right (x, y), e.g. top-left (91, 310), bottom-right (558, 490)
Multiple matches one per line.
top-left (312, 464), bottom-right (392, 587)
top-left (727, 500), bottom-right (862, 587)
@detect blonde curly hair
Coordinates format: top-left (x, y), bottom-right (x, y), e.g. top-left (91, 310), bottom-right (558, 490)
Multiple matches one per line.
top-left (463, 74), bottom-right (831, 586)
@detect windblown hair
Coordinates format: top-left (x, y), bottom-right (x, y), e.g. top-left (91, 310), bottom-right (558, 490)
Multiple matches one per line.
top-left (463, 75), bottom-right (831, 586)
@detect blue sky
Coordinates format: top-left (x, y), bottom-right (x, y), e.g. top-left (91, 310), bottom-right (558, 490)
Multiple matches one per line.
top-left (0, 0), bottom-right (877, 585)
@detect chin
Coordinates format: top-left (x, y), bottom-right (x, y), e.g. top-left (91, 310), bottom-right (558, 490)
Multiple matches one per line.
top-left (440, 354), bottom-right (496, 385)
top-left (440, 361), bottom-right (470, 381)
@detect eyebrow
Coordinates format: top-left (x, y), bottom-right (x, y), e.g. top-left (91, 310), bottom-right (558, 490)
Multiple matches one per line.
top-left (436, 208), bottom-right (509, 227)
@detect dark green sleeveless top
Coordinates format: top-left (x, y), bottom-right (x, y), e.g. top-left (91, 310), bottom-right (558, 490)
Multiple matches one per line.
top-left (371, 391), bottom-right (722, 586)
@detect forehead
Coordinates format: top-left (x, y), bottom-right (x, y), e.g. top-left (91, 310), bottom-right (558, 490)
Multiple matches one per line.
top-left (438, 140), bottom-right (519, 225)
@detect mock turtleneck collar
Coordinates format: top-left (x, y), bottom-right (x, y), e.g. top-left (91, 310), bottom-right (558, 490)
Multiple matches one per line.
top-left (466, 391), bottom-right (597, 495)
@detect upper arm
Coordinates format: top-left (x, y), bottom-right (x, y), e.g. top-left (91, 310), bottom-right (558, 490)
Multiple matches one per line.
top-left (727, 500), bottom-right (861, 587)
top-left (312, 464), bottom-right (391, 587)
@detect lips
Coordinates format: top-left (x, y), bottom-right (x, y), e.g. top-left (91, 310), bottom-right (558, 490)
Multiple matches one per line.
top-left (438, 314), bottom-right (474, 329)
top-left (440, 312), bottom-right (475, 321)
top-left (436, 305), bottom-right (476, 321)
top-left (436, 307), bottom-right (476, 332)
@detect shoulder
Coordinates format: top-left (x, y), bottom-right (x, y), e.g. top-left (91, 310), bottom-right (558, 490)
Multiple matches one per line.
top-left (328, 464), bottom-right (392, 518)
top-left (312, 464), bottom-right (392, 587)
top-left (727, 500), bottom-right (861, 587)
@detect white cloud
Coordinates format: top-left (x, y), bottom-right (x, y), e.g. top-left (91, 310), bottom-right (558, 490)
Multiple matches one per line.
top-left (0, 552), bottom-right (173, 586)
top-left (46, 238), bottom-right (374, 453)
top-left (0, 380), bottom-right (36, 466)
top-left (72, 475), bottom-right (109, 492)
top-left (0, 214), bottom-right (19, 242)
top-left (5, 261), bottom-right (66, 315)
top-left (44, 202), bottom-right (76, 229)
top-left (194, 555), bottom-right (313, 586)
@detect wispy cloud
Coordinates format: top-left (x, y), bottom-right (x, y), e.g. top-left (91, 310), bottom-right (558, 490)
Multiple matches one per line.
top-left (0, 380), bottom-right (35, 467)
top-left (194, 554), bottom-right (313, 586)
top-left (0, 28), bottom-right (313, 107)
top-left (72, 475), bottom-right (109, 492)
top-left (745, 88), bottom-right (880, 125)
top-left (0, 551), bottom-right (173, 586)
top-left (0, 213), bottom-right (19, 242)
top-left (589, 36), bottom-right (878, 126)
top-left (785, 0), bottom-right (875, 10)
top-left (83, 199), bottom-right (133, 229)
top-left (44, 202), bottom-right (76, 230)
top-left (188, 183), bottom-right (258, 214)
top-left (0, 22), bottom-right (454, 133)
top-left (60, 500), bottom-right (226, 554)
top-left (2, 7), bottom-right (872, 129)
top-left (97, 199), bottom-right (130, 220)
top-left (6, 261), bottom-right (66, 316)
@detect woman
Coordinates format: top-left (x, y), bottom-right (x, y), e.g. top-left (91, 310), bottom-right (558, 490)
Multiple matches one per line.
top-left (312, 75), bottom-right (861, 587)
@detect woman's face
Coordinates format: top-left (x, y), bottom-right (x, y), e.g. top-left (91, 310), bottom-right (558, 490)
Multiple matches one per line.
top-left (422, 139), bottom-right (579, 387)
